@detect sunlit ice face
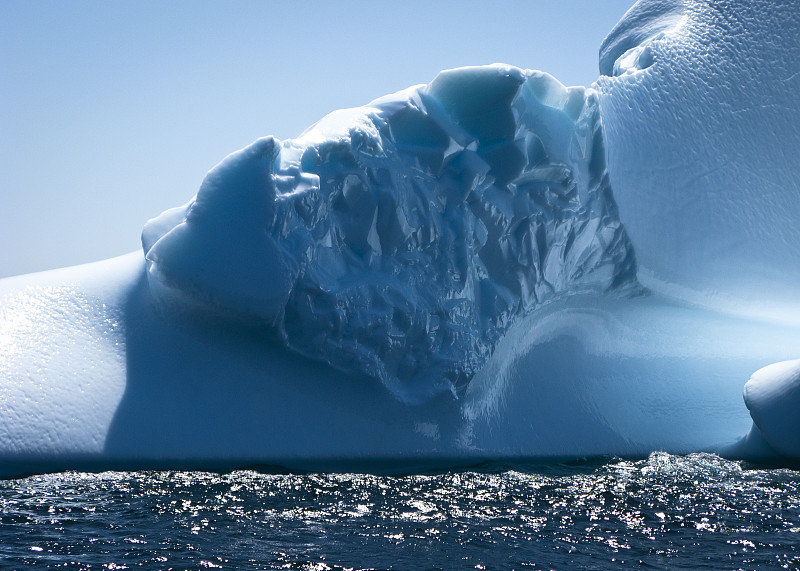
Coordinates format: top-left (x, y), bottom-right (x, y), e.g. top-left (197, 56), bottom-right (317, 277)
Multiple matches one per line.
top-left (595, 0), bottom-right (800, 305)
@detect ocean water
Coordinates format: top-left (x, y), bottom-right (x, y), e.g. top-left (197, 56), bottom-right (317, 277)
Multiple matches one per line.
top-left (1, 453), bottom-right (799, 570)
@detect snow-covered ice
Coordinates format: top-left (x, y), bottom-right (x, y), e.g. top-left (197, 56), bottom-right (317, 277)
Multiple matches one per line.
top-left (744, 360), bottom-right (800, 458)
top-left (1, 0), bottom-right (800, 476)
top-left (597, 0), bottom-right (800, 305)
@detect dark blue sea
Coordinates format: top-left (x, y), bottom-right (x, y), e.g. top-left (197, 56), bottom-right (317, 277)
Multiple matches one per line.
top-left (1, 453), bottom-right (799, 570)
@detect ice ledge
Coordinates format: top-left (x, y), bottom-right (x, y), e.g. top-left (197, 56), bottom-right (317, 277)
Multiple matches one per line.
top-left (142, 64), bottom-right (638, 403)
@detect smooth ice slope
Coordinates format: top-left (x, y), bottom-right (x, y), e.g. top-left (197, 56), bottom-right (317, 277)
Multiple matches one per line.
top-left (142, 65), bottom-right (636, 403)
top-left (596, 0), bottom-right (800, 305)
top-left (2, 0), bottom-right (800, 476)
top-left (744, 361), bottom-right (800, 458)
top-left (0, 256), bottom-right (134, 462)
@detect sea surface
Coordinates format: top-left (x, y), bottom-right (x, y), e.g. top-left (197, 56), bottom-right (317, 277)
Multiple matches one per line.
top-left (1, 453), bottom-right (799, 570)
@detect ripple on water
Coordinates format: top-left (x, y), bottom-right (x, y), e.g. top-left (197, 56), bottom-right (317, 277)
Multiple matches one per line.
top-left (1, 453), bottom-right (800, 569)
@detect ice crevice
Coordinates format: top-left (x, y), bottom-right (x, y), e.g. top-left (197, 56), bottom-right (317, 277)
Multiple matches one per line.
top-left (142, 64), bottom-right (639, 404)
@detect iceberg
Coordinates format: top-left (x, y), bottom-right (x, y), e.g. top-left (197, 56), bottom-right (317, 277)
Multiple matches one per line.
top-left (1, 0), bottom-right (799, 476)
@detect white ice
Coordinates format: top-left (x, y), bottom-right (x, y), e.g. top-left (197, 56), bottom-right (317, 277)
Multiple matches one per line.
top-left (1, 0), bottom-right (799, 476)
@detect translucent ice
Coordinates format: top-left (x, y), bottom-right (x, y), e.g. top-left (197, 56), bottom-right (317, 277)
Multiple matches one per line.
top-left (142, 65), bottom-right (637, 403)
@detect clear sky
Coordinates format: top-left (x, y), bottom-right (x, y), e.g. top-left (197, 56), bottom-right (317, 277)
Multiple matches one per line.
top-left (0, 0), bottom-right (635, 278)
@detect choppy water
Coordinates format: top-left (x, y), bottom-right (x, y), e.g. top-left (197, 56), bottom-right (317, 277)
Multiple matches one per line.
top-left (1, 453), bottom-right (800, 569)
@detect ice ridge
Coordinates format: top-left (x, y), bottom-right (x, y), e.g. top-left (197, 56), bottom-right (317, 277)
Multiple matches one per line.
top-left (142, 64), bottom-right (638, 403)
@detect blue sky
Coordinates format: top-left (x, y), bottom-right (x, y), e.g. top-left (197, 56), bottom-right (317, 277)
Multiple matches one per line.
top-left (0, 0), bottom-right (635, 278)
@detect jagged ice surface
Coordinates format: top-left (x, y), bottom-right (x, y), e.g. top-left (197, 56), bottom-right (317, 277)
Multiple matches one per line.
top-left (142, 65), bottom-right (636, 403)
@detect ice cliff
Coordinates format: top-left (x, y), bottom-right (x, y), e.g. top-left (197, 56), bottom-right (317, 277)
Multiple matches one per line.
top-left (142, 65), bottom-right (637, 403)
